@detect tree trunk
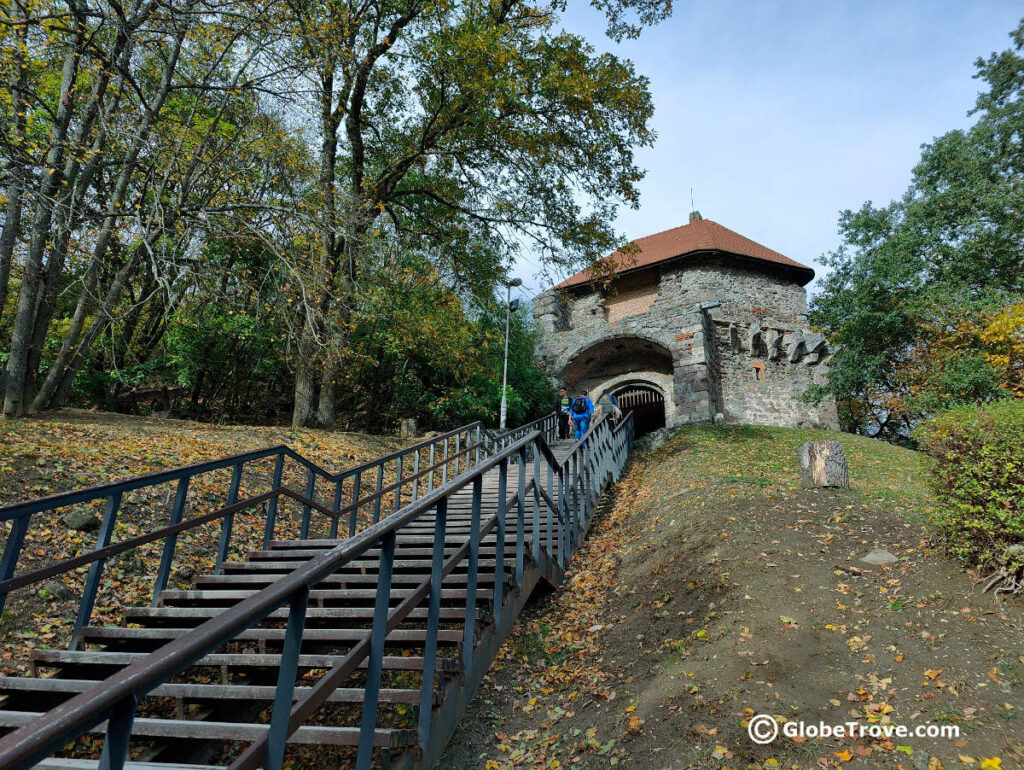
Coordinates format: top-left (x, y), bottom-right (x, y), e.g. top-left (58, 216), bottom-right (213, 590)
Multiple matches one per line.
top-left (0, 179), bottom-right (22, 322)
top-left (315, 363), bottom-right (338, 428)
top-left (3, 34), bottom-right (84, 417)
top-left (0, 0), bottom-right (29, 322)
top-left (292, 358), bottom-right (318, 428)
top-left (31, 32), bottom-right (184, 413)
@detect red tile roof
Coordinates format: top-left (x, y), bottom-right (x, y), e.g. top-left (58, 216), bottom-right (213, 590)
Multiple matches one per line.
top-left (553, 218), bottom-right (814, 289)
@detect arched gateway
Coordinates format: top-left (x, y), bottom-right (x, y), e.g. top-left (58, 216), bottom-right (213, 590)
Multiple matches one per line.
top-left (533, 212), bottom-right (840, 430)
top-left (613, 383), bottom-right (666, 436)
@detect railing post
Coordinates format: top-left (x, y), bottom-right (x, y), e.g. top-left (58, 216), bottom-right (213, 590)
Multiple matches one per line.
top-left (418, 497), bottom-right (448, 752)
top-left (263, 453), bottom-right (286, 549)
top-left (532, 444), bottom-right (540, 561)
top-left (462, 476), bottom-right (483, 678)
top-left (299, 467), bottom-right (316, 540)
top-left (0, 515), bottom-right (30, 617)
top-left (73, 491), bottom-right (122, 649)
top-left (454, 433), bottom-right (461, 477)
top-left (428, 443), bottom-right (436, 492)
top-left (330, 477), bottom-right (343, 539)
top-left (152, 477), bottom-right (190, 604)
top-left (492, 457), bottom-right (508, 616)
top-left (474, 425), bottom-right (481, 465)
top-left (515, 447), bottom-right (527, 587)
top-left (265, 586), bottom-right (311, 770)
top-left (357, 530), bottom-right (396, 770)
top-left (411, 449), bottom-right (420, 502)
top-left (441, 438), bottom-right (449, 485)
top-left (349, 472), bottom-right (362, 537)
top-left (538, 445), bottom-right (551, 555)
top-left (569, 453), bottom-right (580, 541)
top-left (97, 693), bottom-right (137, 770)
top-left (394, 455), bottom-right (403, 513)
top-left (557, 462), bottom-right (573, 561)
top-left (373, 464), bottom-right (384, 523)
top-left (215, 463), bottom-right (243, 573)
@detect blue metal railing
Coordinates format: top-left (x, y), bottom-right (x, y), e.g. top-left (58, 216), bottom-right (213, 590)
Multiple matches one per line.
top-left (0, 421), bottom-right (499, 641)
top-left (0, 409), bottom-right (632, 769)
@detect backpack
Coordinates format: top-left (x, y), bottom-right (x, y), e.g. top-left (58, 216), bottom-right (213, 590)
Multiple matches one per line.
top-left (571, 397), bottom-right (588, 415)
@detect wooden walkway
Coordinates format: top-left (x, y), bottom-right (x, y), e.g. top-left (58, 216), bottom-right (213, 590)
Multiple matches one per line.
top-left (0, 419), bottom-right (632, 769)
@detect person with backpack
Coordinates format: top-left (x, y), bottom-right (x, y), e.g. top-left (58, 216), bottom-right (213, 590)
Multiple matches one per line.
top-left (555, 386), bottom-right (572, 439)
top-left (570, 389), bottom-right (594, 440)
top-left (595, 391), bottom-right (623, 428)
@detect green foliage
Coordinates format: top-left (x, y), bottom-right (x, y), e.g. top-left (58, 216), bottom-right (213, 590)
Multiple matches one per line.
top-left (336, 250), bottom-right (554, 431)
top-left (810, 19), bottom-right (1024, 441)
top-left (917, 399), bottom-right (1024, 566)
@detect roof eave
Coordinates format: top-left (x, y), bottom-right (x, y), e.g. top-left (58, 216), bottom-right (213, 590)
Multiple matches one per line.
top-left (555, 248), bottom-right (815, 293)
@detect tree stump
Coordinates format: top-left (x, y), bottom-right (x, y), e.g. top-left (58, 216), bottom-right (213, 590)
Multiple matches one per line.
top-left (798, 440), bottom-right (849, 488)
top-left (400, 418), bottom-right (418, 439)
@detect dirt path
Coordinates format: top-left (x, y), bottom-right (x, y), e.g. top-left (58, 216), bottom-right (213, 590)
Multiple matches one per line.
top-left (443, 425), bottom-right (1024, 770)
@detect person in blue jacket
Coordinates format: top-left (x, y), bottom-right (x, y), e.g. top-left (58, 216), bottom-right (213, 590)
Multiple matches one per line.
top-left (570, 389), bottom-right (594, 440)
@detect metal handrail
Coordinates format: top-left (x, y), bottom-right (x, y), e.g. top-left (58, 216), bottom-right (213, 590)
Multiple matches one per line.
top-left (0, 410), bottom-right (634, 769)
top-left (0, 421), bottom-right (494, 628)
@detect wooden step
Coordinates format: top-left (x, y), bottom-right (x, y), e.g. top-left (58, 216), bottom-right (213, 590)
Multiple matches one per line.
top-left (125, 606), bottom-right (471, 624)
top-left (190, 572), bottom-right (495, 589)
top-left (0, 677), bottom-right (437, 706)
top-left (153, 586), bottom-right (475, 605)
top-left (36, 760), bottom-right (222, 770)
top-left (31, 649), bottom-right (461, 672)
top-left (158, 589), bottom-right (487, 607)
top-left (80, 626), bottom-right (463, 647)
top-left (220, 558), bottom-right (499, 572)
top-left (247, 544), bottom-right (533, 560)
top-left (0, 711), bottom-right (417, 747)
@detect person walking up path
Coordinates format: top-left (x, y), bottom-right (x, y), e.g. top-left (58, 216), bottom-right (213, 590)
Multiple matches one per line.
top-left (555, 386), bottom-right (572, 440)
top-left (594, 391), bottom-right (622, 428)
top-left (570, 389), bottom-right (594, 440)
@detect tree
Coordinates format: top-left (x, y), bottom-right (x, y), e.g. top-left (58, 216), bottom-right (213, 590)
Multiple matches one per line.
top-left (249, 0), bottom-right (667, 428)
top-left (0, 0), bottom-right (285, 416)
top-left (810, 18), bottom-right (1024, 442)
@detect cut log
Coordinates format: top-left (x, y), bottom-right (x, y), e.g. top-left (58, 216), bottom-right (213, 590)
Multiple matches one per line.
top-left (797, 440), bottom-right (849, 488)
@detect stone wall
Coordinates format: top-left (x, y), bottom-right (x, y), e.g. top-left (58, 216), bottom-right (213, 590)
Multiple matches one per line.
top-left (714, 321), bottom-right (837, 428)
top-left (533, 256), bottom-right (839, 430)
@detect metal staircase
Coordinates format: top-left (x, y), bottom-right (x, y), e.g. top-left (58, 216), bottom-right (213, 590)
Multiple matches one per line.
top-left (0, 412), bottom-right (634, 769)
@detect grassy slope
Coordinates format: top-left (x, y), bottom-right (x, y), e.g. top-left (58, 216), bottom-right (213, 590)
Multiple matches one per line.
top-left (444, 425), bottom-right (1024, 770)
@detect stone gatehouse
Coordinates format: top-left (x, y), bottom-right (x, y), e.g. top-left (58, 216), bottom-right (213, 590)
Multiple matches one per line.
top-left (533, 213), bottom-right (839, 434)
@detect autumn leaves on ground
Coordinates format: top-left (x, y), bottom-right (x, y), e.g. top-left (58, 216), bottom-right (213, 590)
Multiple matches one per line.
top-left (0, 410), bottom-right (404, 669)
top-left (444, 426), bottom-right (1024, 770)
top-left (2, 413), bottom-right (1023, 769)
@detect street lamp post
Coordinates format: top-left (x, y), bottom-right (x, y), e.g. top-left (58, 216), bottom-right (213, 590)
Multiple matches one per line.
top-left (499, 278), bottom-right (523, 431)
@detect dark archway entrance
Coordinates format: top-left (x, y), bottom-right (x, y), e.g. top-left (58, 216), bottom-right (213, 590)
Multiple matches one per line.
top-left (613, 385), bottom-right (666, 438)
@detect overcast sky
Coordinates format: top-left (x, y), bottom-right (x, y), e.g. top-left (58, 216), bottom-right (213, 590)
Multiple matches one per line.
top-left (513, 1), bottom-right (1023, 301)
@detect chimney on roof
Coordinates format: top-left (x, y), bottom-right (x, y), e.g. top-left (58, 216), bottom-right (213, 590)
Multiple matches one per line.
top-left (689, 210), bottom-right (703, 224)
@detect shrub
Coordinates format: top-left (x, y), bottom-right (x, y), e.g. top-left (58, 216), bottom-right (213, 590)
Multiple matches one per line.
top-left (917, 400), bottom-right (1024, 591)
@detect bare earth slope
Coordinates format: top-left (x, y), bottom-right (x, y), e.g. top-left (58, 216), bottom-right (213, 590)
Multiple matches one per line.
top-left (444, 425), bottom-right (1024, 770)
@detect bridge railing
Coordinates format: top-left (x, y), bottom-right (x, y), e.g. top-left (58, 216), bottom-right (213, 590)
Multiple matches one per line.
top-left (0, 410), bottom-right (633, 769)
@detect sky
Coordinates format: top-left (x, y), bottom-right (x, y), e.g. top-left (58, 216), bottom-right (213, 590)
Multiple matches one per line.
top-left (512, 0), bottom-right (1024, 301)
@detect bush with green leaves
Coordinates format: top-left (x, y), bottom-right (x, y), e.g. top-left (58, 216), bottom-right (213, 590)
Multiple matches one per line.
top-left (917, 400), bottom-right (1024, 593)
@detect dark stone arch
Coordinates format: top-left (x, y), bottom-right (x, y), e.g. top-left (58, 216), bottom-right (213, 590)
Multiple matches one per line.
top-left (559, 336), bottom-right (673, 388)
